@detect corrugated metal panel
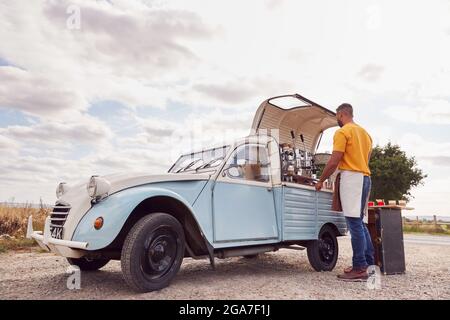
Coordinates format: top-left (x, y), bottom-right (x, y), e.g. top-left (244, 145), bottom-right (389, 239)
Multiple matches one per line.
top-left (317, 191), bottom-right (347, 235)
top-left (281, 186), bottom-right (347, 240)
top-left (282, 187), bottom-right (317, 240)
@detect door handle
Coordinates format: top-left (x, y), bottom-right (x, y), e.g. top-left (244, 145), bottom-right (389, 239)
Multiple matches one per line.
top-left (267, 187), bottom-right (273, 192)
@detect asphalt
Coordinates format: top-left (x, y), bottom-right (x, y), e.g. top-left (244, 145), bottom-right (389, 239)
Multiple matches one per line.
top-left (340, 233), bottom-right (450, 246)
top-left (403, 234), bottom-right (450, 246)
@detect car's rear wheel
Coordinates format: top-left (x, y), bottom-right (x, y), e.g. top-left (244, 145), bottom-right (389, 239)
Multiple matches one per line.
top-left (307, 225), bottom-right (339, 271)
top-left (67, 257), bottom-right (110, 271)
top-left (121, 213), bottom-right (185, 292)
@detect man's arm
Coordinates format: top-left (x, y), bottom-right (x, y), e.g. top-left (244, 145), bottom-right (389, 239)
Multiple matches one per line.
top-left (315, 151), bottom-right (344, 191)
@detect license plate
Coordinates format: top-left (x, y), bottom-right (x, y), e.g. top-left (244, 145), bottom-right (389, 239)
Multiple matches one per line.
top-left (50, 226), bottom-right (63, 239)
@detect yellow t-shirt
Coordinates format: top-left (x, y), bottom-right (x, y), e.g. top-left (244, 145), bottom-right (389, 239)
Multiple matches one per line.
top-left (333, 123), bottom-right (372, 176)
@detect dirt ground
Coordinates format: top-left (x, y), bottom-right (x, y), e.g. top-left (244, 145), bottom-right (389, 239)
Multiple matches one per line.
top-left (1, 236), bottom-right (449, 300)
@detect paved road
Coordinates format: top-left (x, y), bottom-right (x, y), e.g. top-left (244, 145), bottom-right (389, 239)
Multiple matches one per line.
top-left (341, 234), bottom-right (450, 246)
top-left (403, 234), bottom-right (450, 246)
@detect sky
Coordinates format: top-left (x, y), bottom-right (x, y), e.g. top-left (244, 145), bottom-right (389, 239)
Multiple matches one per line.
top-left (1, 0), bottom-right (450, 216)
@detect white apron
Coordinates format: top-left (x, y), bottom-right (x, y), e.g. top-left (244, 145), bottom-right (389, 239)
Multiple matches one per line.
top-left (339, 170), bottom-right (369, 223)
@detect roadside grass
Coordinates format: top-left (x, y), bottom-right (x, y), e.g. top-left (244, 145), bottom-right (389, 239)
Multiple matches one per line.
top-left (403, 223), bottom-right (450, 236)
top-left (0, 205), bottom-right (49, 253)
top-left (0, 238), bottom-right (39, 253)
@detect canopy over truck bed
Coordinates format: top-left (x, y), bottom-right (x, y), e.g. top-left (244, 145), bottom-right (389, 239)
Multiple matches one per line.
top-left (251, 94), bottom-right (338, 153)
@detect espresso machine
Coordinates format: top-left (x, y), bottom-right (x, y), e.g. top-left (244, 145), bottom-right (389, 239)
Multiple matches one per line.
top-left (280, 131), bottom-right (318, 183)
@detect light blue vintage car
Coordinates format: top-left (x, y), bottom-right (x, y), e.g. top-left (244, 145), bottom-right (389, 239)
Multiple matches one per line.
top-left (27, 94), bottom-right (346, 292)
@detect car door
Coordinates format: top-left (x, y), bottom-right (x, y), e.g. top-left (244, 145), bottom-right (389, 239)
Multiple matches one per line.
top-left (212, 143), bottom-right (278, 243)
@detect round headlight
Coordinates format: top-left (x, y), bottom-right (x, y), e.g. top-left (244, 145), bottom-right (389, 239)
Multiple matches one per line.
top-left (56, 182), bottom-right (69, 199)
top-left (87, 176), bottom-right (97, 198)
top-left (87, 176), bottom-right (111, 200)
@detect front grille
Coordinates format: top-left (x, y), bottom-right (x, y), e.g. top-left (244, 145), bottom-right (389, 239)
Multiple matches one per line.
top-left (50, 204), bottom-right (71, 228)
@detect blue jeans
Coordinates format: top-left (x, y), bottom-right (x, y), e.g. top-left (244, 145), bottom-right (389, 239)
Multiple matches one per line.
top-left (344, 176), bottom-right (375, 269)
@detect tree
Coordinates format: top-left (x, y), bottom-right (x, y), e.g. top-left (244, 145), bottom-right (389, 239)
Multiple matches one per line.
top-left (369, 143), bottom-right (426, 202)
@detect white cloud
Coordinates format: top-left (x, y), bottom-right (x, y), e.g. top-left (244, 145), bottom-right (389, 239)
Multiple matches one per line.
top-left (384, 99), bottom-right (450, 125)
top-left (42, 1), bottom-right (212, 69)
top-left (0, 67), bottom-right (88, 118)
top-left (357, 64), bottom-right (384, 82)
top-left (137, 117), bottom-right (178, 138)
top-left (118, 108), bottom-right (253, 162)
top-left (397, 133), bottom-right (450, 159)
top-left (1, 116), bottom-right (113, 147)
top-left (0, 134), bottom-right (19, 150)
top-left (405, 177), bottom-right (450, 216)
top-left (193, 82), bottom-right (256, 104)
top-left (0, 0), bottom-right (216, 116)
top-left (420, 156), bottom-right (450, 167)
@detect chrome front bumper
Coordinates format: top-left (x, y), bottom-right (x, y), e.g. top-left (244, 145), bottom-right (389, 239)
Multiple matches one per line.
top-left (26, 215), bottom-right (88, 251)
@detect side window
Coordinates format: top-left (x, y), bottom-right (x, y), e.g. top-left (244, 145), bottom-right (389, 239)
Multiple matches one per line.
top-left (223, 144), bottom-right (270, 183)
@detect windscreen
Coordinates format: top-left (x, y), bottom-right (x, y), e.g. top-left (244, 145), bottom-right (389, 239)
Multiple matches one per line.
top-left (169, 146), bottom-right (230, 173)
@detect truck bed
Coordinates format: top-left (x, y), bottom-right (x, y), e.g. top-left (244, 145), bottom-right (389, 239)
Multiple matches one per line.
top-left (281, 184), bottom-right (347, 241)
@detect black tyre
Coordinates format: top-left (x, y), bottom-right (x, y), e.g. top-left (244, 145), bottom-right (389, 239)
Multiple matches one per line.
top-left (121, 213), bottom-right (185, 292)
top-left (307, 225), bottom-right (339, 271)
top-left (67, 257), bottom-right (110, 271)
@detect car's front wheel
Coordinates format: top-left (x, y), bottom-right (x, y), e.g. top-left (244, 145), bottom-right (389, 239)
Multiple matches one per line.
top-left (121, 213), bottom-right (185, 292)
top-left (306, 225), bottom-right (339, 271)
top-left (67, 257), bottom-right (110, 271)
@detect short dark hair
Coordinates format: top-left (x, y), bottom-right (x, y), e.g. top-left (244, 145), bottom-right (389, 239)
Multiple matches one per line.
top-left (336, 103), bottom-right (353, 117)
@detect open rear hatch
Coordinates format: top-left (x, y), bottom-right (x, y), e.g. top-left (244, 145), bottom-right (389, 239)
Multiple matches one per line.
top-left (251, 94), bottom-right (337, 153)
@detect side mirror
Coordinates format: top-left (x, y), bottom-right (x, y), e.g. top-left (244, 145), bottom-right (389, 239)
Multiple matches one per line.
top-left (224, 166), bottom-right (240, 178)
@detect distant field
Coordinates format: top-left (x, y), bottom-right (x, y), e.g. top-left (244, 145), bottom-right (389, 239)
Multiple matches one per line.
top-left (403, 215), bottom-right (450, 223)
top-left (403, 222), bottom-right (450, 236)
top-left (0, 205), bottom-right (49, 252)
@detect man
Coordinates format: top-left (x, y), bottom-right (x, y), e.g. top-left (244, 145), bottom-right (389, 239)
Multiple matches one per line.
top-left (315, 103), bottom-right (374, 281)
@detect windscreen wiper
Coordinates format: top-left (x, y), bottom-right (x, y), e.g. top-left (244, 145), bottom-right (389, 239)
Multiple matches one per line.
top-left (178, 159), bottom-right (202, 173)
top-left (196, 158), bottom-right (222, 171)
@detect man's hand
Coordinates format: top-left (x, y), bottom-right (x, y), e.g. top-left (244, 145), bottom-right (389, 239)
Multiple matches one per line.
top-left (315, 181), bottom-right (323, 191)
top-left (318, 151), bottom-right (344, 186)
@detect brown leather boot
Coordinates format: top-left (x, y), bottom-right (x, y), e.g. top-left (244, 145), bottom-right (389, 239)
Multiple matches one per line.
top-left (337, 268), bottom-right (369, 281)
top-left (344, 265), bottom-right (368, 273)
